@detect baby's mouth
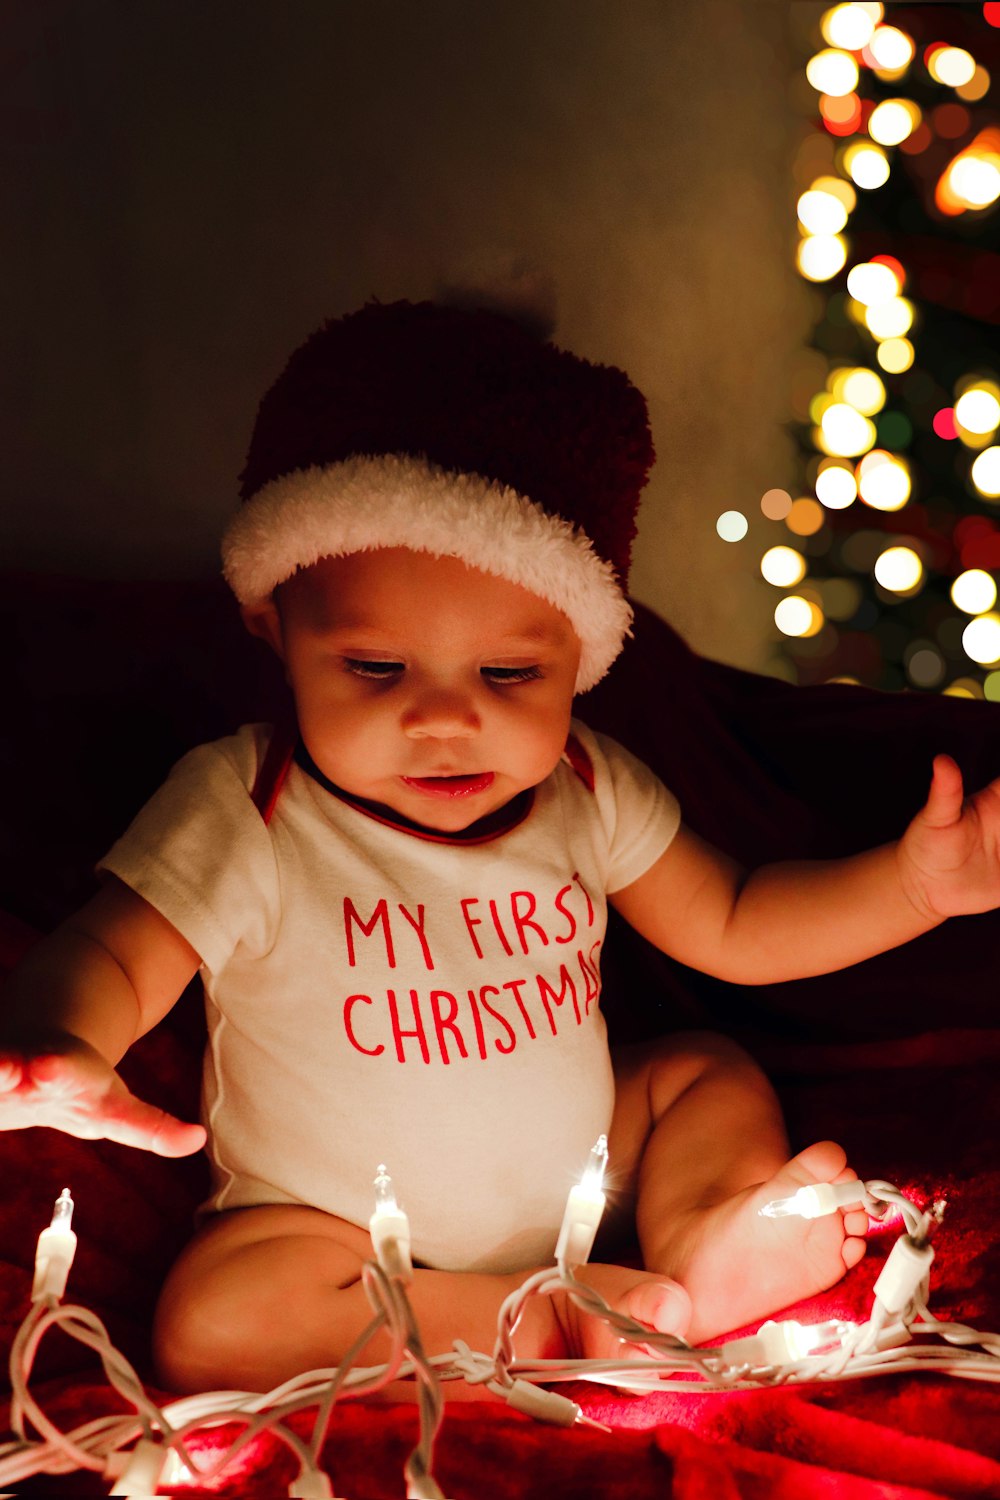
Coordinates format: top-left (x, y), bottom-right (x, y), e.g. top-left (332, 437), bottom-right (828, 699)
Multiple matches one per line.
top-left (400, 772), bottom-right (496, 799)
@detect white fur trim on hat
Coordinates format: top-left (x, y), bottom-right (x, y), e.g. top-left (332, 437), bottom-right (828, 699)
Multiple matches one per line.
top-left (221, 454), bottom-right (632, 693)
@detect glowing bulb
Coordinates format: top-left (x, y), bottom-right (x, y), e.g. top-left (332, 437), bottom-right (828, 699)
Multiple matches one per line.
top-left (877, 338), bottom-right (914, 373)
top-left (717, 510), bottom-right (748, 542)
top-left (823, 3), bottom-right (880, 51)
top-left (760, 546), bottom-right (807, 587)
top-left (846, 261), bottom-right (899, 306)
top-left (815, 464), bottom-right (858, 509)
top-left (844, 143), bottom-right (891, 190)
top-left (951, 569), bottom-right (997, 615)
top-left (868, 25), bottom-right (915, 72)
top-left (556, 1136), bottom-right (609, 1266)
top-left (373, 1164), bottom-right (399, 1215)
top-left (581, 1135), bottom-right (609, 1196)
top-left (797, 189), bottom-right (849, 235)
top-left (760, 1181), bottom-right (864, 1219)
top-left (930, 47), bottom-right (977, 88)
top-left (807, 49), bottom-right (860, 98)
top-left (865, 297), bottom-right (914, 340)
top-left (874, 545), bottom-right (923, 593)
top-left (955, 388), bottom-right (1000, 435)
top-left (869, 99), bottom-right (920, 146)
top-left (971, 446), bottom-right (1000, 499)
top-left (820, 403), bottom-right (877, 457)
top-left (775, 596), bottom-right (823, 638)
top-left (948, 156), bottom-right (1000, 209)
top-left (963, 613), bottom-right (1000, 665)
top-left (840, 368), bottom-right (886, 414)
top-left (857, 453), bottom-right (910, 510)
top-left (797, 234), bottom-right (848, 282)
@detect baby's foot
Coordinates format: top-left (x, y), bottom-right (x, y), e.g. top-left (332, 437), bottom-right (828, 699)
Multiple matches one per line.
top-left (645, 1141), bottom-right (868, 1346)
top-left (554, 1263), bottom-right (692, 1364)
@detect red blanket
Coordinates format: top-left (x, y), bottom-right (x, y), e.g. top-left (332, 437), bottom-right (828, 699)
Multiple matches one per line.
top-left (2, 575), bottom-right (999, 1498)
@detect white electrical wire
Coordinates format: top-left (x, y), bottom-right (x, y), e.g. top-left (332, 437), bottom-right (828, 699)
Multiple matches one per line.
top-left (3, 1174), bottom-right (999, 1497)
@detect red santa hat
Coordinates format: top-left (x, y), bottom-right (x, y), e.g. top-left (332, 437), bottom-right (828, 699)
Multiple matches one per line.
top-left (221, 299), bottom-right (655, 692)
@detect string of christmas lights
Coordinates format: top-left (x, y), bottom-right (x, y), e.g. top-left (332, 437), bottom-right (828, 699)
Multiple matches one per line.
top-left (2, 1156), bottom-right (998, 1500)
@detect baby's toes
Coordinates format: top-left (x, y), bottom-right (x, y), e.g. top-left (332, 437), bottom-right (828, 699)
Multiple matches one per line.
top-left (620, 1279), bottom-right (691, 1345)
top-left (843, 1208), bottom-right (870, 1240)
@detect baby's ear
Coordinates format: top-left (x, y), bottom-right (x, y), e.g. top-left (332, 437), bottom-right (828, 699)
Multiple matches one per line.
top-left (240, 598), bottom-right (284, 659)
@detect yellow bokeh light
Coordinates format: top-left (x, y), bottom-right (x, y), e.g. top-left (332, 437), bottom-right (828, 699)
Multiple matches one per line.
top-left (815, 462), bottom-right (858, 509)
top-left (823, 3), bottom-right (881, 51)
top-left (807, 49), bottom-right (861, 98)
top-left (944, 677), bottom-right (984, 699)
top-left (843, 143), bottom-right (890, 190)
top-left (797, 189), bottom-right (849, 235)
top-left (869, 99), bottom-right (921, 147)
top-left (874, 545), bottom-right (922, 593)
top-left (963, 613), bottom-right (1000, 665)
top-left (877, 337), bottom-right (915, 373)
top-left (951, 569), bottom-right (997, 616)
top-left (775, 595), bottom-right (824, 638)
top-left (857, 450), bottom-right (911, 510)
top-left (865, 296), bottom-right (914, 340)
top-left (947, 155), bottom-right (1000, 209)
top-left (839, 367), bottom-right (886, 414)
top-left (957, 66), bottom-right (991, 105)
top-left (846, 261), bottom-right (899, 305)
top-left (760, 546), bottom-right (807, 587)
top-left (820, 403), bottom-right (877, 457)
top-left (869, 25), bottom-right (915, 72)
top-left (929, 47), bottom-right (976, 88)
top-left (797, 234), bottom-right (848, 282)
top-left (786, 498), bottom-right (826, 537)
top-left (955, 387), bottom-right (1000, 436)
top-left (971, 446), bottom-right (1000, 499)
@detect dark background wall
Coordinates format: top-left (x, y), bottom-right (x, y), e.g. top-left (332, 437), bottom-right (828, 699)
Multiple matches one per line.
top-left (0, 0), bottom-right (807, 670)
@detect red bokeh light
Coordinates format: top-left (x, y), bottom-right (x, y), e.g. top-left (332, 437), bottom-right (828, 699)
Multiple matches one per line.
top-left (821, 92), bottom-right (864, 137)
top-left (933, 408), bottom-right (958, 440)
top-left (985, 3), bottom-right (1000, 30)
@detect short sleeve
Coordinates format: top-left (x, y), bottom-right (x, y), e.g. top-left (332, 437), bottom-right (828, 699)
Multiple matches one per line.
top-left (97, 725), bottom-right (281, 973)
top-left (574, 723), bottom-right (681, 893)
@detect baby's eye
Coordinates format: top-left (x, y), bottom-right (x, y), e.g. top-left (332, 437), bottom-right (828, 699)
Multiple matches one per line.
top-left (481, 665), bottom-right (543, 685)
top-left (343, 658), bottom-right (404, 680)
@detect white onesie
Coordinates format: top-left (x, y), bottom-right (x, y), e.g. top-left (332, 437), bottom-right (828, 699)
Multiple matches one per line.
top-left (99, 719), bottom-right (680, 1273)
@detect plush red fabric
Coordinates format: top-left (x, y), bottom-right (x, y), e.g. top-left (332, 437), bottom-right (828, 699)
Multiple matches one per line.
top-left (2, 574), bottom-right (999, 1499)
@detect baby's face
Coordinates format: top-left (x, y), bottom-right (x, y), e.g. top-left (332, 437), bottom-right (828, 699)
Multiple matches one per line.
top-left (260, 548), bottom-right (582, 832)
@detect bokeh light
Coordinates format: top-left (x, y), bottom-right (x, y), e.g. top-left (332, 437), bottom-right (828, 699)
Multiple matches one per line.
top-left (797, 234), bottom-right (849, 281)
top-left (957, 66), bottom-right (991, 104)
top-left (760, 546), bottom-right (807, 587)
top-left (951, 569), bottom-right (998, 615)
top-left (905, 642), bottom-right (946, 689)
top-left (971, 447), bottom-right (1000, 499)
top-left (865, 296), bottom-right (914, 340)
top-left (962, 613), bottom-right (1000, 665)
top-left (874, 545), bottom-right (923, 593)
top-left (820, 403), bottom-right (878, 456)
top-left (954, 386), bottom-right (1000, 435)
top-left (843, 142), bottom-right (891, 189)
top-left (807, 49), bottom-right (860, 97)
top-left (717, 510), bottom-right (749, 542)
top-left (761, 487), bottom-right (793, 520)
top-left (857, 450), bottom-right (911, 510)
top-left (786, 498), bottom-right (826, 536)
top-left (815, 461), bottom-right (858, 509)
top-left (837, 367), bottom-right (886, 414)
top-left (797, 188), bottom-right (849, 235)
top-left (775, 595), bottom-right (824, 638)
top-left (823, 3), bottom-right (881, 51)
top-left (869, 99), bottom-right (921, 146)
top-left (928, 47), bottom-right (976, 88)
top-left (846, 260), bottom-right (900, 305)
top-left (868, 26), bottom-right (915, 73)
top-left (933, 407), bottom-right (958, 440)
top-left (876, 337), bottom-right (914, 373)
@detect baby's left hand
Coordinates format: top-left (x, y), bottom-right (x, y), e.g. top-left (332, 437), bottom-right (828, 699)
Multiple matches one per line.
top-left (899, 754), bottom-right (1000, 920)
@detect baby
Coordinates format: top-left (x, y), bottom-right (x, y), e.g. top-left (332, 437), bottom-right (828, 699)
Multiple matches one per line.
top-left (4, 300), bottom-right (1000, 1401)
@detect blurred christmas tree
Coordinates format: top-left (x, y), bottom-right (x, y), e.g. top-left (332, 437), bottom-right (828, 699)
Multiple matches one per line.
top-left (771, 2), bottom-right (1000, 696)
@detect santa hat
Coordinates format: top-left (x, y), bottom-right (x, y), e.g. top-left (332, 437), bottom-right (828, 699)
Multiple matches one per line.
top-left (221, 299), bottom-right (655, 692)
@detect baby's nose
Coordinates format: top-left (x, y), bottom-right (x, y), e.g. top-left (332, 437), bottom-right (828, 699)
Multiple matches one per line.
top-left (402, 689), bottom-right (480, 738)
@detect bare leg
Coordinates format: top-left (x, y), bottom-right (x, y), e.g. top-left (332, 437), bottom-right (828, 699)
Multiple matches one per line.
top-left (153, 1203), bottom-right (692, 1401)
top-left (606, 1032), bottom-right (869, 1344)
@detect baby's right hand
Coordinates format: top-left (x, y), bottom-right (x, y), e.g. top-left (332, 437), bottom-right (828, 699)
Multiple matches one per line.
top-left (0, 1034), bottom-right (207, 1157)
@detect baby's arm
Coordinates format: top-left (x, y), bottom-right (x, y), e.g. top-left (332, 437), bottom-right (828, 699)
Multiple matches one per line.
top-left (0, 877), bottom-right (206, 1155)
top-left (612, 754), bottom-right (1000, 984)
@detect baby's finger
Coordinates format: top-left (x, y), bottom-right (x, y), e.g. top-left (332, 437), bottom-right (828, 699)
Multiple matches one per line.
top-left (921, 754), bottom-right (965, 829)
top-left (97, 1091), bottom-right (207, 1158)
